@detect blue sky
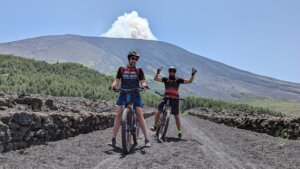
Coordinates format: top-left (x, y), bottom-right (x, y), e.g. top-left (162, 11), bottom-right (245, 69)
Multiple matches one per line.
top-left (1, 0), bottom-right (299, 83)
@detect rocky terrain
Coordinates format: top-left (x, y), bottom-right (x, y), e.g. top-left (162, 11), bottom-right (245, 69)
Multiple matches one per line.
top-left (1, 91), bottom-right (300, 155)
top-left (1, 116), bottom-right (299, 169)
top-left (1, 93), bottom-right (300, 168)
top-left (0, 93), bottom-right (154, 153)
top-left (188, 107), bottom-right (300, 139)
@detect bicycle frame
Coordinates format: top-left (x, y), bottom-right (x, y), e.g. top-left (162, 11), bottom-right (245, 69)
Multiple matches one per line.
top-left (155, 91), bottom-right (183, 140)
top-left (122, 91), bottom-right (139, 138)
top-left (114, 88), bottom-right (141, 154)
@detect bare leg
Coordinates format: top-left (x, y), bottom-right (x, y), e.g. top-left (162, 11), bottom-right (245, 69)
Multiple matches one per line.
top-left (136, 107), bottom-right (148, 140)
top-left (154, 110), bottom-right (161, 125)
top-left (174, 114), bottom-right (181, 131)
top-left (112, 106), bottom-right (122, 139)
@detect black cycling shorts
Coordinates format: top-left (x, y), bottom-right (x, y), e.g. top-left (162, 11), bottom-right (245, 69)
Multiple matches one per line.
top-left (158, 98), bottom-right (179, 115)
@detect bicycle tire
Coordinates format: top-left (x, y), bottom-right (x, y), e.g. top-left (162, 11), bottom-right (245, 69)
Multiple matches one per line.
top-left (132, 122), bottom-right (140, 145)
top-left (121, 108), bottom-right (132, 154)
top-left (156, 108), bottom-right (171, 140)
top-left (132, 114), bottom-right (139, 145)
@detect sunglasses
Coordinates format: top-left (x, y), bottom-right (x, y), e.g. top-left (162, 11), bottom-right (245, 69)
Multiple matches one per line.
top-left (130, 57), bottom-right (139, 61)
top-left (169, 70), bottom-right (176, 73)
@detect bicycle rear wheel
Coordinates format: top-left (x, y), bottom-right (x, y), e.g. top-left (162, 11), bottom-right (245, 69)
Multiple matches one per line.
top-left (121, 108), bottom-right (132, 154)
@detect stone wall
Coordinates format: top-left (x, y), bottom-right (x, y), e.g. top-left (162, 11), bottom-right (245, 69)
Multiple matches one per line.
top-left (0, 93), bottom-right (154, 153)
top-left (188, 108), bottom-right (300, 139)
top-left (0, 110), bottom-right (154, 153)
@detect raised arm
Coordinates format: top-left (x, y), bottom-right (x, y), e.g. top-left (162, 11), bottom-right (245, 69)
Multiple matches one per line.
top-left (154, 67), bottom-right (163, 82)
top-left (183, 67), bottom-right (197, 84)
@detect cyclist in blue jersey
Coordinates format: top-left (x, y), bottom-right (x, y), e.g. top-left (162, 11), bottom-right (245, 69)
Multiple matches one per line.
top-left (110, 51), bottom-right (151, 147)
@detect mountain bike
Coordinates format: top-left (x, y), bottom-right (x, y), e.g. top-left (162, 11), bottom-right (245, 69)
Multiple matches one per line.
top-left (112, 88), bottom-right (143, 154)
top-left (154, 91), bottom-right (184, 140)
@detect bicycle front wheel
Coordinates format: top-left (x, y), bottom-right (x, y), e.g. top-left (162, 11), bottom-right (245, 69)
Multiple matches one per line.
top-left (121, 108), bottom-right (132, 154)
top-left (157, 109), bottom-right (171, 140)
top-left (132, 120), bottom-right (140, 145)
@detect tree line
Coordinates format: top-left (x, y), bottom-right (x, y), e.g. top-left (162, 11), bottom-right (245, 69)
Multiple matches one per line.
top-left (0, 54), bottom-right (280, 116)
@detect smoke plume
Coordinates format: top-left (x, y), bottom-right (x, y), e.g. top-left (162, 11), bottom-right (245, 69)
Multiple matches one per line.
top-left (101, 11), bottom-right (157, 40)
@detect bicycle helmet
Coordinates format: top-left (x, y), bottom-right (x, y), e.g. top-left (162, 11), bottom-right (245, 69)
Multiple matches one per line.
top-left (127, 51), bottom-right (140, 60)
top-left (168, 66), bottom-right (176, 73)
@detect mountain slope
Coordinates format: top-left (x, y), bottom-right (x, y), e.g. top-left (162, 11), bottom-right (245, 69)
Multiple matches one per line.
top-left (1, 34), bottom-right (300, 101)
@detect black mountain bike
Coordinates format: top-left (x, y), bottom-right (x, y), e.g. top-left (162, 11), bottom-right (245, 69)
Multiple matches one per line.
top-left (112, 88), bottom-right (143, 154)
top-left (154, 91), bottom-right (184, 140)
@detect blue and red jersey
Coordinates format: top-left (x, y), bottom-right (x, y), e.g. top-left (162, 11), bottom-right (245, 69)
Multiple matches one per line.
top-left (116, 65), bottom-right (145, 97)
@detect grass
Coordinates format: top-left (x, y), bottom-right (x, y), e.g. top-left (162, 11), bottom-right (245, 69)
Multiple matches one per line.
top-left (240, 98), bottom-right (300, 117)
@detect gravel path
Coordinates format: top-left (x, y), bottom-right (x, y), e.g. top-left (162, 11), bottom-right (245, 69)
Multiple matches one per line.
top-left (1, 115), bottom-right (299, 169)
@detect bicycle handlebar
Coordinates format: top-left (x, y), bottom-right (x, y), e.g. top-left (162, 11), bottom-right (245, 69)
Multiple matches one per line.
top-left (108, 87), bottom-right (147, 92)
top-left (154, 91), bottom-right (184, 100)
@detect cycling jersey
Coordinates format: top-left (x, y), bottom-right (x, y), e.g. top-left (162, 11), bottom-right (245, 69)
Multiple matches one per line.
top-left (161, 77), bottom-right (184, 98)
top-left (116, 65), bottom-right (145, 107)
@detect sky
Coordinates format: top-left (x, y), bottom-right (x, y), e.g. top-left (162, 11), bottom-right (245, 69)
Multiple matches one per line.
top-left (0, 0), bottom-right (299, 83)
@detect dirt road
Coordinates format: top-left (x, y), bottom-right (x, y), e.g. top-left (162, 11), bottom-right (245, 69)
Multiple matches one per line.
top-left (1, 115), bottom-right (299, 169)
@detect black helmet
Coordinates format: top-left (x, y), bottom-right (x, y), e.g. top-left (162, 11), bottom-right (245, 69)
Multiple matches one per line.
top-left (168, 66), bottom-right (176, 73)
top-left (127, 51), bottom-right (140, 60)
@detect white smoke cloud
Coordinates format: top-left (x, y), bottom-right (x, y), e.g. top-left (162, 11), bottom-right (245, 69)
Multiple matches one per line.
top-left (101, 11), bottom-right (157, 40)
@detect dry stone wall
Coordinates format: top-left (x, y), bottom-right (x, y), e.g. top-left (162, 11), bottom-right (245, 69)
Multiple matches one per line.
top-left (188, 107), bottom-right (300, 139)
top-left (0, 93), bottom-right (154, 153)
